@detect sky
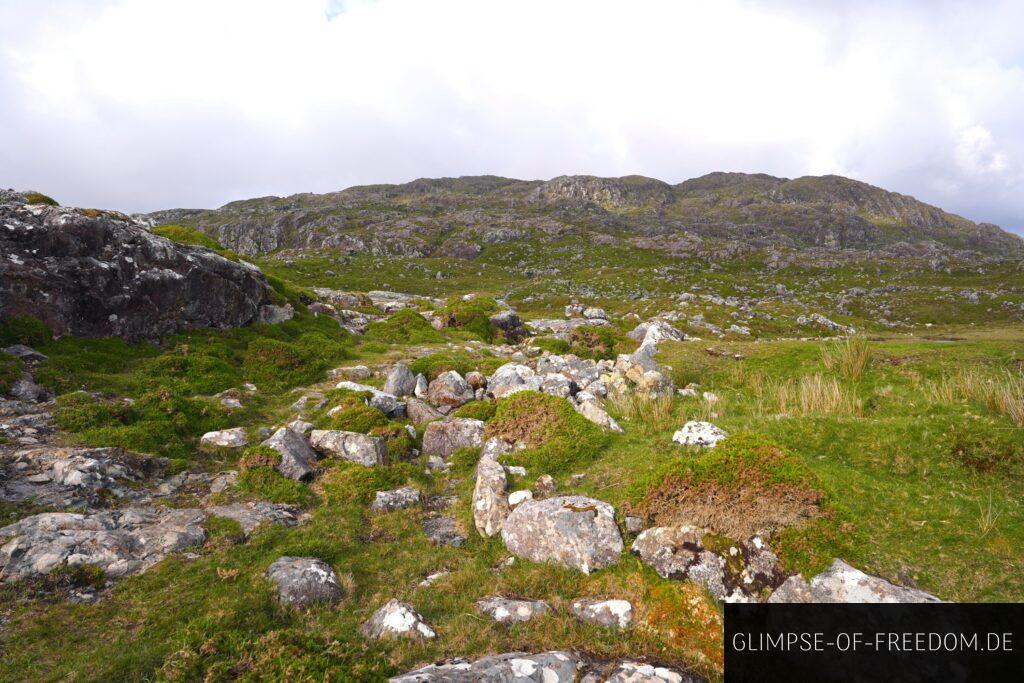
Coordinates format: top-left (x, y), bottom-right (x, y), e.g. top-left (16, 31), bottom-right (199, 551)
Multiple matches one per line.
top-left (1, 0), bottom-right (1022, 234)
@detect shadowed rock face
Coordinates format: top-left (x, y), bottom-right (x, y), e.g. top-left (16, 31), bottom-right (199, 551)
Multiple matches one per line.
top-left (0, 202), bottom-right (274, 342)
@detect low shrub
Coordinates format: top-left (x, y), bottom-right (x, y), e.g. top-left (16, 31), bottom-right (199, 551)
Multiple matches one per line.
top-left (408, 351), bottom-right (504, 381)
top-left (22, 191), bottom-right (59, 206)
top-left (0, 355), bottom-right (22, 394)
top-left (485, 390), bottom-right (609, 473)
top-left (236, 467), bottom-right (316, 508)
top-left (0, 315), bottom-right (53, 348)
top-left (363, 308), bottom-right (444, 344)
top-left (569, 326), bottom-right (619, 360)
top-left (532, 337), bottom-right (571, 354)
top-left (451, 400), bottom-right (496, 421)
top-left (238, 445), bottom-right (281, 471)
top-left (443, 296), bottom-right (499, 342)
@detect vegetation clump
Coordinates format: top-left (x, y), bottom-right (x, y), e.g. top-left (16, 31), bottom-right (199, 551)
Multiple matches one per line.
top-left (569, 325), bottom-right (619, 360)
top-left (363, 308), bottom-right (444, 344)
top-left (485, 390), bottom-right (608, 473)
top-left (443, 295), bottom-right (499, 342)
top-left (153, 224), bottom-right (241, 261)
top-left (451, 400), bottom-right (496, 421)
top-left (22, 191), bottom-right (59, 206)
top-left (408, 351), bottom-right (504, 381)
top-left (0, 315), bottom-right (53, 347)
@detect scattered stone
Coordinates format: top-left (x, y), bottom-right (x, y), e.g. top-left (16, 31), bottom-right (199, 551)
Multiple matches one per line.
top-left (501, 495), bottom-right (624, 574)
top-left (583, 307), bottom-right (607, 320)
top-left (473, 439), bottom-right (510, 537)
top-left (200, 427), bottom-right (249, 449)
top-left (371, 486), bottom-right (421, 513)
top-left (266, 556), bottom-right (345, 608)
top-left (258, 304), bottom-right (294, 325)
top-left (625, 516), bottom-right (644, 534)
top-left (421, 418), bottom-right (485, 457)
top-left (534, 474), bottom-right (557, 498)
top-left (362, 599), bottom-right (436, 640)
top-left (309, 430), bottom-right (388, 466)
top-left (571, 598), bottom-right (633, 629)
top-left (671, 422), bottom-right (727, 448)
top-left (2, 345), bottom-right (48, 363)
top-left (576, 398), bottom-right (622, 432)
top-left (286, 419), bottom-right (314, 435)
top-left (508, 490), bottom-right (533, 506)
top-left (262, 427), bottom-right (318, 481)
top-left (423, 514), bottom-right (466, 547)
top-left (476, 596), bottom-right (551, 624)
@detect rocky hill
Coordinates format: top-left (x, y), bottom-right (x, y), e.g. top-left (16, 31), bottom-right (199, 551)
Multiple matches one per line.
top-left (1, 191), bottom-right (280, 342)
top-left (145, 173), bottom-right (1023, 260)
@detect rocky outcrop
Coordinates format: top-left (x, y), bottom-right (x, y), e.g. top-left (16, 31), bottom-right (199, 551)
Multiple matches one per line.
top-left (266, 556), bottom-right (346, 608)
top-left (472, 439), bottom-right (511, 537)
top-left (0, 203), bottom-right (275, 342)
top-left (370, 486), bottom-right (421, 512)
top-left (501, 495), bottom-right (623, 574)
top-left (808, 559), bottom-right (941, 603)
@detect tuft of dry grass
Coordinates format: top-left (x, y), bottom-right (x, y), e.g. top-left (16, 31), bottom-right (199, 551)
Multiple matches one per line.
top-left (822, 337), bottom-right (872, 381)
top-left (753, 374), bottom-right (861, 416)
top-left (977, 493), bottom-right (1003, 538)
top-left (925, 368), bottom-right (1024, 426)
top-left (608, 393), bottom-right (675, 434)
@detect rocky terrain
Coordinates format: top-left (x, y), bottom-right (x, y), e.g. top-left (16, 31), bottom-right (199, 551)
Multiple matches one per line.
top-left (143, 173), bottom-right (1023, 261)
top-left (0, 188), bottom-right (1021, 681)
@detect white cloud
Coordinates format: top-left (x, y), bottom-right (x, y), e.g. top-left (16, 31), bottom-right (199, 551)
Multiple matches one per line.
top-left (0, 0), bottom-right (1021, 234)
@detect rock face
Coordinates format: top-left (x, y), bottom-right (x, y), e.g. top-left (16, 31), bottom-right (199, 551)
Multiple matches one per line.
top-left (405, 398), bottom-right (444, 424)
top-left (476, 596), bottom-right (551, 624)
top-left (0, 203), bottom-right (274, 342)
top-left (809, 559), bottom-right (941, 603)
top-left (361, 599), bottom-right (436, 640)
top-left (0, 507), bottom-right (206, 581)
top-left (501, 495), bottom-right (624, 574)
top-left (262, 428), bottom-right (319, 481)
top-left (309, 430), bottom-right (388, 466)
top-left (266, 556), bottom-right (346, 608)
top-left (421, 418), bottom-right (485, 457)
top-left (472, 440), bottom-right (510, 537)
top-left (671, 422), bottom-right (727, 448)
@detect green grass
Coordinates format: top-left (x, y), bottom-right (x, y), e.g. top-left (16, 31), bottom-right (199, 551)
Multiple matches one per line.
top-left (364, 309), bottom-right (444, 345)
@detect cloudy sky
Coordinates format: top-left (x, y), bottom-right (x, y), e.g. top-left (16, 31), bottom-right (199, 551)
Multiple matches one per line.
top-left (1, 0), bottom-right (1022, 234)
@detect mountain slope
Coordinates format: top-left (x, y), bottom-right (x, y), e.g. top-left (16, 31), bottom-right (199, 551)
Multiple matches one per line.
top-left (145, 173), bottom-right (1023, 259)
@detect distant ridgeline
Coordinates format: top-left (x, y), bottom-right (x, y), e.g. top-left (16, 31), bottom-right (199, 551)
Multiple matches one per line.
top-left (141, 173), bottom-right (1023, 262)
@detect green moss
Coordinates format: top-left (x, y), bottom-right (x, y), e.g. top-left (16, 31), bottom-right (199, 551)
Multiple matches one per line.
top-left (485, 391), bottom-right (609, 474)
top-left (443, 296), bottom-right (499, 342)
top-left (152, 224), bottom-right (241, 261)
top-left (0, 354), bottom-right (22, 394)
top-left (408, 351), bottom-right (504, 381)
top-left (363, 308), bottom-right (444, 344)
top-left (451, 400), bottom-right (496, 421)
top-left (236, 467), bottom-right (316, 508)
top-left (0, 315), bottom-right (53, 348)
top-left (22, 191), bottom-right (58, 206)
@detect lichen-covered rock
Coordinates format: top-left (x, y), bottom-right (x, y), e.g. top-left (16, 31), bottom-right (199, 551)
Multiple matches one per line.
top-left (628, 320), bottom-right (686, 345)
top-left (571, 598), bottom-right (633, 628)
top-left (370, 486), bottom-right (421, 513)
top-left (631, 526), bottom-right (726, 599)
top-left (602, 661), bottom-right (704, 682)
top-left (671, 422), bottom-right (727, 448)
top-left (422, 514), bottom-right (466, 547)
top-left (809, 559), bottom-right (941, 603)
top-left (426, 371), bottom-right (474, 410)
top-left (384, 364), bottom-right (417, 397)
top-left (309, 430), bottom-right (388, 466)
top-left (262, 427), bottom-right (318, 481)
top-left (473, 440), bottom-right (510, 537)
top-left (476, 596), bottom-right (551, 624)
top-left (205, 502), bottom-right (301, 536)
top-left (575, 398), bottom-right (622, 432)
top-left (767, 575), bottom-right (814, 603)
top-left (487, 363), bottom-right (541, 398)
top-left (266, 556), bottom-right (345, 608)
top-left (501, 495), bottom-right (623, 574)
top-left (390, 650), bottom-right (580, 682)
top-left (405, 398), bottom-right (444, 425)
top-left (0, 507), bottom-right (206, 581)
top-left (362, 599), bottom-right (436, 640)
top-left (421, 418), bottom-right (485, 457)
top-left (0, 203), bottom-right (274, 342)
top-left (200, 427), bottom-right (249, 449)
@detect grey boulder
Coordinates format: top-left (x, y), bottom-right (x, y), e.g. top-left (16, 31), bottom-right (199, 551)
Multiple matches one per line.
top-left (421, 418), bottom-right (485, 457)
top-left (426, 371), bottom-right (474, 410)
top-left (362, 599), bottom-right (436, 640)
top-left (262, 427), bottom-right (318, 481)
top-left (266, 556), bottom-right (345, 608)
top-left (371, 486), bottom-right (421, 513)
top-left (309, 430), bottom-right (388, 466)
top-left (384, 363), bottom-right (418, 397)
top-left (501, 495), bottom-right (623, 574)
